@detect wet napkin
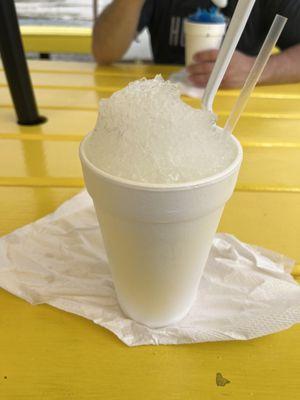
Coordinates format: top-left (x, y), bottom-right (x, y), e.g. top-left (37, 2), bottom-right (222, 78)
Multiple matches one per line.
top-left (1, 191), bottom-right (299, 346)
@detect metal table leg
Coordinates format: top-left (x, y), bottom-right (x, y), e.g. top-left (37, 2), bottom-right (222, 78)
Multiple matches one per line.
top-left (0, 0), bottom-right (45, 125)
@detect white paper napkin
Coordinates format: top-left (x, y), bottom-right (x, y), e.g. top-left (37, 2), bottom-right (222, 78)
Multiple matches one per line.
top-left (169, 68), bottom-right (205, 98)
top-left (1, 190), bottom-right (299, 346)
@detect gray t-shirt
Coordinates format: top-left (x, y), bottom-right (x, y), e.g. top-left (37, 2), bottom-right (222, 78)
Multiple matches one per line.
top-left (138, 0), bottom-right (300, 64)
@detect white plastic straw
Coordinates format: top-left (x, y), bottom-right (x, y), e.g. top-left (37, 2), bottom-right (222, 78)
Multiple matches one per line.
top-left (202, 0), bottom-right (256, 112)
top-left (224, 14), bottom-right (287, 134)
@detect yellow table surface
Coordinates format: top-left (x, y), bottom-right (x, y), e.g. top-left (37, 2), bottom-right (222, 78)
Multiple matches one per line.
top-left (0, 60), bottom-right (300, 399)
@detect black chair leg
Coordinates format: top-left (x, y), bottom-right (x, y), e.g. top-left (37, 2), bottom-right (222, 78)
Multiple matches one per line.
top-left (0, 0), bottom-right (46, 125)
top-left (39, 53), bottom-right (51, 60)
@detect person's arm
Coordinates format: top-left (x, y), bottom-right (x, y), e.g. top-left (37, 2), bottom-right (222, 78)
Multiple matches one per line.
top-left (187, 45), bottom-right (300, 89)
top-left (92, 0), bottom-right (145, 65)
top-left (260, 44), bottom-right (300, 85)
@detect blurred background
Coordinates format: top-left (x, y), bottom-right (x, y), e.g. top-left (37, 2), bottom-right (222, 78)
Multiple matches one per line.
top-left (15, 0), bottom-right (153, 61)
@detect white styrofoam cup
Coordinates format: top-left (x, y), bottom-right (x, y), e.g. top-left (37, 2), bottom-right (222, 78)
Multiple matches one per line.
top-left (184, 20), bottom-right (227, 66)
top-left (80, 128), bottom-right (243, 328)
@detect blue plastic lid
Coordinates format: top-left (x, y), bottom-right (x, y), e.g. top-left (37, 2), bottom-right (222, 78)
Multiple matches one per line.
top-left (188, 7), bottom-right (226, 24)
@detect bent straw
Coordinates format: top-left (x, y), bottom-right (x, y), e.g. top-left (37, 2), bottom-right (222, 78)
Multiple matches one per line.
top-left (202, 0), bottom-right (256, 112)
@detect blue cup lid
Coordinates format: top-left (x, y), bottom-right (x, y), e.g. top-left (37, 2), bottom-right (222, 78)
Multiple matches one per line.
top-left (188, 7), bottom-right (226, 24)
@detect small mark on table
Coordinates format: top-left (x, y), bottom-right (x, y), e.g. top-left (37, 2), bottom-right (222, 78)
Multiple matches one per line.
top-left (216, 372), bottom-right (230, 387)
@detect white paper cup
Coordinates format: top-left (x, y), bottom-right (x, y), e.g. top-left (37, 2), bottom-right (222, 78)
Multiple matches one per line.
top-left (80, 128), bottom-right (243, 328)
top-left (184, 20), bottom-right (227, 66)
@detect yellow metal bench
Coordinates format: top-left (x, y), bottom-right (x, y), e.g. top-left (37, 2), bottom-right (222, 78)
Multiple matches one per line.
top-left (20, 25), bottom-right (279, 60)
top-left (21, 26), bottom-right (92, 54)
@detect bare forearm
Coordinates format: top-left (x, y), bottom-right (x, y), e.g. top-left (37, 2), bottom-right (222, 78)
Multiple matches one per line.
top-left (92, 0), bottom-right (145, 64)
top-left (260, 45), bottom-right (300, 85)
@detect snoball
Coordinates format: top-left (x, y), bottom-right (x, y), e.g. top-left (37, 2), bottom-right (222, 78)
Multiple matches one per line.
top-left (85, 75), bottom-right (236, 184)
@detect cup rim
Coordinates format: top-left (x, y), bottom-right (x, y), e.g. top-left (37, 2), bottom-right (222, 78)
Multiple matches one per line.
top-left (184, 18), bottom-right (227, 27)
top-left (80, 128), bottom-right (243, 192)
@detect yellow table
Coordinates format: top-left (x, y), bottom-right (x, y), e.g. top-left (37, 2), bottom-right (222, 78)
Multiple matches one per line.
top-left (0, 60), bottom-right (300, 399)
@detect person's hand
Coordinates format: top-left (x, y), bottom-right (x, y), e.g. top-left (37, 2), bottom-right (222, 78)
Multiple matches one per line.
top-left (186, 49), bottom-right (255, 89)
